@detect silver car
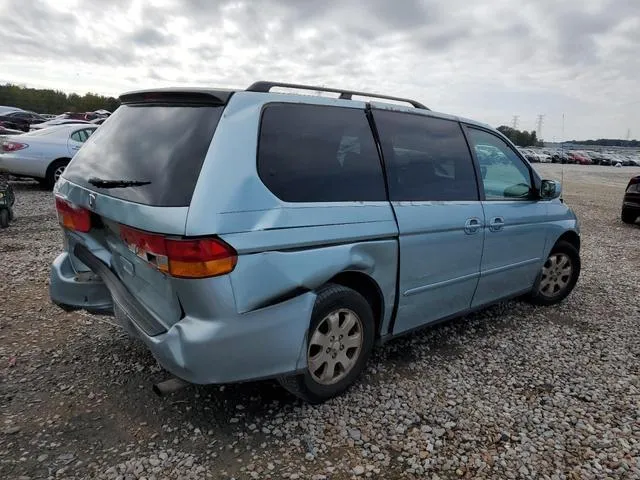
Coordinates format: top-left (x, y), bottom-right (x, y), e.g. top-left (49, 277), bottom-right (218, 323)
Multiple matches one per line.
top-left (0, 124), bottom-right (97, 188)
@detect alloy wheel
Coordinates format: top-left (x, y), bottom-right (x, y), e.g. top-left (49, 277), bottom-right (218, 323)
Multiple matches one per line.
top-left (307, 308), bottom-right (363, 385)
top-left (539, 253), bottom-right (572, 298)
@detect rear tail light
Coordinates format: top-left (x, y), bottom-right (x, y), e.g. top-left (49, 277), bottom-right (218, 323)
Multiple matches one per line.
top-left (119, 225), bottom-right (237, 279)
top-left (55, 197), bottom-right (91, 232)
top-left (1, 141), bottom-right (28, 152)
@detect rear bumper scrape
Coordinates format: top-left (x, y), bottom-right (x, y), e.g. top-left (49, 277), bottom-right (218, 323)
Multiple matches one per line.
top-left (74, 244), bottom-right (168, 337)
top-left (50, 250), bottom-right (316, 384)
top-left (50, 252), bottom-right (113, 314)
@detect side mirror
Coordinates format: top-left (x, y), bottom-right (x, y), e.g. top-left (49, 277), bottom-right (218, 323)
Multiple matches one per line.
top-left (540, 179), bottom-right (562, 199)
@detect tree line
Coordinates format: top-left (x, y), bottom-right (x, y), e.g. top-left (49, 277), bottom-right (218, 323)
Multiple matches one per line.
top-left (567, 139), bottom-right (639, 147)
top-left (497, 124), bottom-right (639, 148)
top-left (496, 126), bottom-right (541, 147)
top-left (0, 83), bottom-right (120, 115)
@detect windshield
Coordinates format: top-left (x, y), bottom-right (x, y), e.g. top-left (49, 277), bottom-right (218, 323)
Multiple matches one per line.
top-left (62, 103), bottom-right (224, 207)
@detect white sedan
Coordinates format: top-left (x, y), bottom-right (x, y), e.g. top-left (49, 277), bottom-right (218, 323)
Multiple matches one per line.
top-left (0, 124), bottom-right (97, 188)
top-left (30, 118), bottom-right (92, 131)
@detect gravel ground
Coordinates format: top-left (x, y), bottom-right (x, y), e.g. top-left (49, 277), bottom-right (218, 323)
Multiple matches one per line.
top-left (1, 164), bottom-right (639, 480)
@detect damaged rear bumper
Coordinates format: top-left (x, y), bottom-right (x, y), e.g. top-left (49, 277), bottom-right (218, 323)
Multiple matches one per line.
top-left (49, 252), bottom-right (315, 384)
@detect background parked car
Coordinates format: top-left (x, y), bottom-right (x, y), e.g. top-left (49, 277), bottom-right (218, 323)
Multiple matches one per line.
top-left (0, 125), bottom-right (25, 136)
top-left (57, 112), bottom-right (105, 121)
top-left (0, 110), bottom-right (47, 132)
top-left (567, 152), bottom-right (591, 165)
top-left (0, 105), bottom-right (23, 115)
top-left (537, 151), bottom-right (552, 163)
top-left (615, 154), bottom-right (635, 166)
top-left (577, 151), bottom-right (594, 164)
top-left (30, 119), bottom-right (91, 131)
top-left (519, 148), bottom-right (539, 163)
top-left (622, 175), bottom-right (640, 224)
top-left (627, 156), bottom-right (640, 167)
top-left (590, 152), bottom-right (612, 165)
top-left (551, 151), bottom-right (571, 163)
top-left (0, 124), bottom-right (97, 188)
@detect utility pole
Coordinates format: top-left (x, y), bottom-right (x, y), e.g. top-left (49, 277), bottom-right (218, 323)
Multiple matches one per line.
top-left (536, 114), bottom-right (545, 137)
top-left (626, 128), bottom-right (631, 141)
top-left (511, 115), bottom-right (520, 130)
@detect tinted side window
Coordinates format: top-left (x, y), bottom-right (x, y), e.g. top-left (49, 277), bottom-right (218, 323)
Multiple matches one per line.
top-left (374, 111), bottom-right (478, 201)
top-left (258, 104), bottom-right (386, 202)
top-left (466, 128), bottom-right (533, 200)
top-left (70, 130), bottom-right (87, 143)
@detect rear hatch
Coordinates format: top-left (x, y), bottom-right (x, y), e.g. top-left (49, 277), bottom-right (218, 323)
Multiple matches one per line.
top-left (57, 91), bottom-right (228, 330)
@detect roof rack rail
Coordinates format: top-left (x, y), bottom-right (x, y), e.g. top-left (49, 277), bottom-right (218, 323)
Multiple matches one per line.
top-left (246, 81), bottom-right (429, 110)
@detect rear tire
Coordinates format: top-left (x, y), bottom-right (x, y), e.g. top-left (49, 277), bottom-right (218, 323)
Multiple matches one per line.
top-left (44, 159), bottom-right (69, 190)
top-left (0, 209), bottom-right (9, 228)
top-left (278, 283), bottom-right (375, 404)
top-left (527, 240), bottom-right (580, 306)
top-left (622, 208), bottom-right (637, 225)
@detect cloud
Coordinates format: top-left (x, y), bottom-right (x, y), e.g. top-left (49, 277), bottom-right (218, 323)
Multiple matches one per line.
top-left (127, 27), bottom-right (176, 48)
top-left (0, 0), bottom-right (638, 139)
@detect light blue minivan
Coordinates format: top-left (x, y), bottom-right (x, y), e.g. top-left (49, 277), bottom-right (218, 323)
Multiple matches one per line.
top-left (50, 82), bottom-right (580, 403)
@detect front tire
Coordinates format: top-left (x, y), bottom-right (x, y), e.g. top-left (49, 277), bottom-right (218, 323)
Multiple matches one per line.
top-left (278, 284), bottom-right (375, 404)
top-left (43, 159), bottom-right (69, 190)
top-left (527, 241), bottom-right (580, 306)
top-left (622, 208), bottom-right (637, 225)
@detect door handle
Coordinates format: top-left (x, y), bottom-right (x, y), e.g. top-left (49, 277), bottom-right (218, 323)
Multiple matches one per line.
top-left (71, 145), bottom-right (81, 150)
top-left (489, 216), bottom-right (505, 232)
top-left (464, 217), bottom-right (482, 235)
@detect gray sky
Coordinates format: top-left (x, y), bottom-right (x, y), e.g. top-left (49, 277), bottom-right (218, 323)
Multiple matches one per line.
top-left (1, 0), bottom-right (639, 140)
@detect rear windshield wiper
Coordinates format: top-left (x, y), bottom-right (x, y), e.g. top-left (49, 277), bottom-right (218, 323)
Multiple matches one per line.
top-left (88, 177), bottom-right (151, 188)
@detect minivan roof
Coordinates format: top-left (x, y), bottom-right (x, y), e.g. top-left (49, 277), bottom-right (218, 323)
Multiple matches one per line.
top-left (119, 82), bottom-right (492, 131)
top-left (120, 81), bottom-right (428, 110)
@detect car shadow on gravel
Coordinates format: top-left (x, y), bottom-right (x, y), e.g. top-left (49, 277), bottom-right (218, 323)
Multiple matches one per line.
top-left (373, 300), bottom-right (521, 374)
top-left (8, 179), bottom-right (46, 191)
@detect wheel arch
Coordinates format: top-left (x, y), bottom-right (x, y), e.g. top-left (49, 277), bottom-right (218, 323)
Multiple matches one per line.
top-left (43, 157), bottom-right (72, 187)
top-left (328, 271), bottom-right (384, 338)
top-left (555, 230), bottom-right (580, 252)
top-left (47, 157), bottom-right (72, 170)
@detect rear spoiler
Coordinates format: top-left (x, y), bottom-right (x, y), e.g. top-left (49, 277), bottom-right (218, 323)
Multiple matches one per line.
top-left (119, 89), bottom-right (234, 106)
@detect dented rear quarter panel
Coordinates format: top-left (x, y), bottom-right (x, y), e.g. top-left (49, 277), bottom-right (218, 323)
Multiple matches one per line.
top-left (185, 92), bottom-right (400, 330)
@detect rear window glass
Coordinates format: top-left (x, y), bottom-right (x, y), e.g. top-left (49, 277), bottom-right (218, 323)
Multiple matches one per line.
top-left (63, 104), bottom-right (224, 207)
top-left (257, 103), bottom-right (386, 202)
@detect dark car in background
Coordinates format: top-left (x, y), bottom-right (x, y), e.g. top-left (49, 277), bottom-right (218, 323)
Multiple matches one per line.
top-left (552, 151), bottom-right (572, 163)
top-left (622, 176), bottom-right (640, 224)
top-left (59, 112), bottom-right (104, 121)
top-left (590, 153), bottom-right (613, 166)
top-left (0, 110), bottom-right (46, 132)
top-left (0, 125), bottom-right (25, 136)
